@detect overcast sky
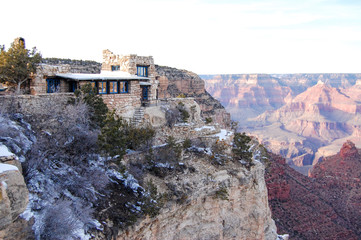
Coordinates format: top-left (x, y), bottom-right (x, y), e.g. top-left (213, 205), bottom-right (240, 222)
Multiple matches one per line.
top-left (1, 0), bottom-right (361, 74)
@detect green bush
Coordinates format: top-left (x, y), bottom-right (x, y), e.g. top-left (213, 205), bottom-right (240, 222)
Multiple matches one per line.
top-left (182, 138), bottom-right (192, 149)
top-left (213, 186), bottom-right (229, 201)
top-left (75, 83), bottom-right (108, 128)
top-left (205, 117), bottom-right (213, 124)
top-left (177, 102), bottom-right (190, 122)
top-left (97, 111), bottom-right (127, 159)
top-left (232, 132), bottom-right (253, 167)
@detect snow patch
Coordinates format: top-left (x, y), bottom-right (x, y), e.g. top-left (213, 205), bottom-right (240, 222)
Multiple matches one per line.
top-left (0, 163), bottom-right (18, 173)
top-left (0, 144), bottom-right (13, 157)
top-left (194, 125), bottom-right (216, 131)
top-left (213, 129), bottom-right (233, 141)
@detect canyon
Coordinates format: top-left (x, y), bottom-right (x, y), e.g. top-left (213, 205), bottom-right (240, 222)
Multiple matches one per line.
top-left (265, 141), bottom-right (361, 239)
top-left (203, 73), bottom-right (361, 174)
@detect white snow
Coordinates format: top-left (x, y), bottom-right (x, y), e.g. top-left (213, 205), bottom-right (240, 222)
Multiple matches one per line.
top-left (213, 129), bottom-right (233, 141)
top-left (0, 144), bottom-right (13, 157)
top-left (1, 181), bottom-right (7, 189)
top-left (0, 163), bottom-right (18, 173)
top-left (194, 125), bottom-right (216, 131)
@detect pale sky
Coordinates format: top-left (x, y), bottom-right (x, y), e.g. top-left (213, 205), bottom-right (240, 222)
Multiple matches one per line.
top-left (1, 0), bottom-right (361, 74)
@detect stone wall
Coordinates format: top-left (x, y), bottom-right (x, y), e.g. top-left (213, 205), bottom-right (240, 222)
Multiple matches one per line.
top-left (100, 80), bottom-right (142, 119)
top-left (102, 50), bottom-right (159, 103)
top-left (30, 64), bottom-right (71, 95)
top-left (0, 93), bottom-right (74, 116)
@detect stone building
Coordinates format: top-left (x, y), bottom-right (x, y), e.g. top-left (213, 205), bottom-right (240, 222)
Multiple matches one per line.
top-left (29, 50), bottom-right (160, 119)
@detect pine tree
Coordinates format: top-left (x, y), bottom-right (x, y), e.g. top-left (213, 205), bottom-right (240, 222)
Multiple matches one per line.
top-left (0, 38), bottom-right (42, 93)
top-left (232, 132), bottom-right (253, 165)
top-left (97, 111), bottom-right (128, 159)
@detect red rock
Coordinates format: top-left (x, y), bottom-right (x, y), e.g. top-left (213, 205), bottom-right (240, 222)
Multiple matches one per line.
top-left (266, 147), bottom-right (360, 239)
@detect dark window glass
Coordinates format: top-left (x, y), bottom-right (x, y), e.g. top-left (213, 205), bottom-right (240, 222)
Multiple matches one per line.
top-left (111, 65), bottom-right (120, 71)
top-left (47, 78), bottom-right (60, 93)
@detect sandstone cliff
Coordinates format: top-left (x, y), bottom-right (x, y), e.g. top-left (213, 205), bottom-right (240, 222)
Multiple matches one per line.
top-left (0, 145), bottom-right (31, 240)
top-left (265, 154), bottom-right (360, 240)
top-left (118, 148), bottom-right (277, 240)
top-left (156, 65), bottom-right (230, 128)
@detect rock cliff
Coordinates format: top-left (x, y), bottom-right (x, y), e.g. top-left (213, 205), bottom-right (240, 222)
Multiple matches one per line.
top-left (118, 151), bottom-right (277, 240)
top-left (156, 65), bottom-right (231, 128)
top-left (265, 144), bottom-right (361, 239)
top-left (0, 145), bottom-right (31, 239)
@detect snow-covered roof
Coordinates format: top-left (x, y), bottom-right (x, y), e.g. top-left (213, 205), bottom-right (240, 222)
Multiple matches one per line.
top-left (56, 70), bottom-right (150, 81)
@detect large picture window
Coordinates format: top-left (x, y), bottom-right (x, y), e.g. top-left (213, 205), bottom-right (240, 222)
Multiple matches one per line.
top-left (137, 66), bottom-right (148, 77)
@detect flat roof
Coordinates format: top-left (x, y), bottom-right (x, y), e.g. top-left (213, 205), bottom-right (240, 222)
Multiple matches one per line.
top-left (56, 71), bottom-right (150, 81)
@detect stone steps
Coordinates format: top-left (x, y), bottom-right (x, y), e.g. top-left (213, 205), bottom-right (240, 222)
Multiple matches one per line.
top-left (132, 107), bottom-right (145, 126)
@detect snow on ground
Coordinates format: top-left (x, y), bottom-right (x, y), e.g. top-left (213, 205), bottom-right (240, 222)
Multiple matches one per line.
top-left (194, 125), bottom-right (216, 131)
top-left (0, 163), bottom-right (19, 173)
top-left (213, 129), bottom-right (233, 141)
top-left (0, 144), bottom-right (13, 157)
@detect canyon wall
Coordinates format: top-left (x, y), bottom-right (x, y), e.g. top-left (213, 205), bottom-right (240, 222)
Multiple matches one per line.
top-left (266, 145), bottom-right (361, 239)
top-left (118, 155), bottom-right (277, 240)
top-left (203, 74), bottom-right (361, 174)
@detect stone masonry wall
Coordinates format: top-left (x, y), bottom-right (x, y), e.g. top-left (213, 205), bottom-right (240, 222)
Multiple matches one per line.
top-left (30, 64), bottom-right (71, 95)
top-left (0, 94), bottom-right (74, 116)
top-left (100, 80), bottom-right (142, 119)
top-left (102, 50), bottom-right (159, 103)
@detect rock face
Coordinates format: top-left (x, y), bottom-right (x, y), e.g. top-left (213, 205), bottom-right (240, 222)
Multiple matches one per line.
top-left (119, 159), bottom-right (277, 240)
top-left (0, 156), bottom-right (30, 239)
top-left (265, 145), bottom-right (361, 240)
top-left (203, 74), bottom-right (361, 173)
top-left (157, 66), bottom-right (230, 127)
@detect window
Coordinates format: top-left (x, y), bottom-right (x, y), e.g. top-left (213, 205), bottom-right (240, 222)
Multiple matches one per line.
top-left (137, 66), bottom-right (148, 77)
top-left (109, 81), bottom-right (118, 94)
top-left (111, 65), bottom-right (120, 71)
top-left (119, 81), bottom-right (129, 93)
top-left (99, 81), bottom-right (107, 94)
top-left (47, 78), bottom-right (60, 93)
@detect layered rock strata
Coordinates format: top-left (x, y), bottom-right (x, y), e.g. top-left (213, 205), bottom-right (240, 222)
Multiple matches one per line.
top-left (119, 157), bottom-right (277, 240)
top-left (266, 144), bottom-right (361, 239)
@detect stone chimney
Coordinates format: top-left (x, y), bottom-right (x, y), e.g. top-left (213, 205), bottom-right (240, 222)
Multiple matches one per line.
top-left (13, 37), bottom-right (25, 48)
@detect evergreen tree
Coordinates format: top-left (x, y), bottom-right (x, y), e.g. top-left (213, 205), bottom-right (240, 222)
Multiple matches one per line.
top-left (0, 38), bottom-right (42, 93)
top-left (74, 83), bottom-right (109, 128)
top-left (97, 111), bottom-right (128, 159)
top-left (232, 132), bottom-right (253, 166)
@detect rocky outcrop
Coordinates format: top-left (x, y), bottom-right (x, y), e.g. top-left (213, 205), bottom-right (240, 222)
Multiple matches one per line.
top-left (42, 58), bottom-right (101, 73)
top-left (0, 149), bottom-right (30, 239)
top-left (156, 66), bottom-right (230, 127)
top-left (119, 158), bottom-right (277, 240)
top-left (266, 146), bottom-right (361, 240)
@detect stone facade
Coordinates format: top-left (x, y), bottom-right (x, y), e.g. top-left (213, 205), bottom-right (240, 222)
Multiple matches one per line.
top-left (102, 50), bottom-right (159, 104)
top-left (30, 64), bottom-right (71, 95)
